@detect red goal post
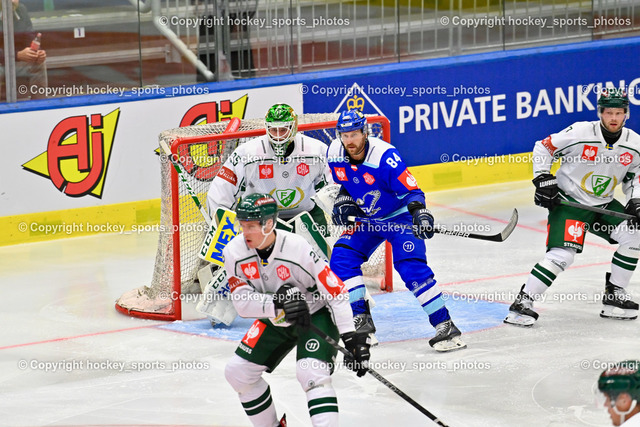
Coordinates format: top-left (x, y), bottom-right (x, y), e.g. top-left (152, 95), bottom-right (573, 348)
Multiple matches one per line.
top-left (115, 113), bottom-right (393, 321)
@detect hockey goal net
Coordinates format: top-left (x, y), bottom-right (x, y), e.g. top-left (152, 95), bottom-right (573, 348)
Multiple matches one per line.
top-left (115, 113), bottom-right (393, 321)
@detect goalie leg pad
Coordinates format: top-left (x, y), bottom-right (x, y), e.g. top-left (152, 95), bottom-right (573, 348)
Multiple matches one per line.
top-left (195, 267), bottom-right (238, 326)
top-left (198, 208), bottom-right (239, 267)
top-left (197, 264), bottom-right (217, 293)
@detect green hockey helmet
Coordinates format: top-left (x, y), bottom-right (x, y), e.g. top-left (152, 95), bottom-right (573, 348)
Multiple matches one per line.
top-left (598, 89), bottom-right (630, 126)
top-left (235, 193), bottom-right (278, 226)
top-left (598, 88), bottom-right (630, 111)
top-left (265, 103), bottom-right (298, 157)
top-left (598, 360), bottom-right (640, 401)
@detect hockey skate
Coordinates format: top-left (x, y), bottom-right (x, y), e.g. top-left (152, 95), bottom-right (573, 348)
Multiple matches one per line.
top-left (600, 273), bottom-right (639, 320)
top-left (504, 284), bottom-right (539, 327)
top-left (428, 320), bottom-right (466, 352)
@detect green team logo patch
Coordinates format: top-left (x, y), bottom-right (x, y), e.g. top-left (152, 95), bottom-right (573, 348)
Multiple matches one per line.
top-left (591, 175), bottom-right (612, 196)
top-left (276, 189), bottom-right (296, 207)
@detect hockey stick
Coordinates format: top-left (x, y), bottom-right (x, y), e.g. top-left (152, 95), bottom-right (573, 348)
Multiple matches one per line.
top-left (159, 117), bottom-right (242, 224)
top-left (347, 208), bottom-right (518, 242)
top-left (308, 324), bottom-right (449, 426)
top-left (559, 200), bottom-right (634, 220)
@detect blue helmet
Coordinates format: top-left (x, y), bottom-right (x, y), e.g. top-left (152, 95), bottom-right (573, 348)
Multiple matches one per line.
top-left (337, 109), bottom-right (367, 134)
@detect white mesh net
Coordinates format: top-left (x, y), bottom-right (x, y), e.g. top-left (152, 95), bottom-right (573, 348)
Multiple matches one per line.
top-left (115, 113), bottom-right (390, 320)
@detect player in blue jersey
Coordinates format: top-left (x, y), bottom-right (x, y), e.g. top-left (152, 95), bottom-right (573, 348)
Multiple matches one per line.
top-left (326, 109), bottom-right (466, 352)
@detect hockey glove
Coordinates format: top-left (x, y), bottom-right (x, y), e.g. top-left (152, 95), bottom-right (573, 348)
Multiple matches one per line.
top-left (273, 284), bottom-right (310, 330)
top-left (532, 174), bottom-right (559, 209)
top-left (625, 198), bottom-right (640, 228)
top-left (341, 331), bottom-right (371, 377)
top-left (332, 187), bottom-right (364, 226)
top-left (408, 201), bottom-right (435, 239)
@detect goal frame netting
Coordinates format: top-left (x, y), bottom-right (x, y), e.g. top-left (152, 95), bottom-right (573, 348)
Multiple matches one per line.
top-left (115, 114), bottom-right (393, 321)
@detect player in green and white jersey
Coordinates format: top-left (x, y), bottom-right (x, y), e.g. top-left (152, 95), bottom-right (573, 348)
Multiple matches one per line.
top-left (505, 89), bottom-right (640, 326)
top-left (223, 193), bottom-right (370, 427)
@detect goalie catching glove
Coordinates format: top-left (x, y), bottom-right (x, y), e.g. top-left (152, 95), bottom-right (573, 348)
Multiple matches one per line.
top-left (625, 198), bottom-right (640, 228)
top-left (332, 186), bottom-right (364, 226)
top-left (408, 201), bottom-right (435, 240)
top-left (532, 173), bottom-right (559, 209)
top-left (341, 331), bottom-right (371, 377)
top-left (273, 284), bottom-right (310, 330)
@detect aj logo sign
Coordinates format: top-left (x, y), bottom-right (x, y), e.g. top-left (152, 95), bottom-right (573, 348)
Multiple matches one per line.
top-left (168, 94), bottom-right (248, 182)
top-left (22, 109), bottom-right (120, 198)
top-left (179, 94), bottom-right (248, 127)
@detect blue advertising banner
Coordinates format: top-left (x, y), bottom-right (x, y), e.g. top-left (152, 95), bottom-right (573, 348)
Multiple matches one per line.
top-left (302, 37), bottom-right (640, 166)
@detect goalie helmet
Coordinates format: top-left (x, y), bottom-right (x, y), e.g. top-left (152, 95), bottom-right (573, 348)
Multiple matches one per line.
top-left (236, 193), bottom-right (278, 226)
top-left (598, 360), bottom-right (640, 401)
top-left (265, 103), bottom-right (298, 157)
top-left (336, 109), bottom-right (367, 134)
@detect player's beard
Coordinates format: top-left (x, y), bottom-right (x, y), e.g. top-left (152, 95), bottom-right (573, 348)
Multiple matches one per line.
top-left (345, 141), bottom-right (366, 160)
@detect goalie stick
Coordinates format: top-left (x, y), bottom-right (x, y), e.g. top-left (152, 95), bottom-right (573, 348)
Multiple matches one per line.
top-left (158, 117), bottom-right (242, 224)
top-left (347, 208), bottom-right (518, 242)
top-left (559, 200), bottom-right (634, 220)
top-left (308, 324), bottom-right (449, 426)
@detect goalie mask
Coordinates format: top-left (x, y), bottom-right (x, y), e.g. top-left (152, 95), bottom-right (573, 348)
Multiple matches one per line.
top-left (598, 88), bottom-right (630, 125)
top-left (265, 104), bottom-right (298, 157)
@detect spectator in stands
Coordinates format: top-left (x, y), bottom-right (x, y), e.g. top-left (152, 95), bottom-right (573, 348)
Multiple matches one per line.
top-left (0, 0), bottom-right (48, 100)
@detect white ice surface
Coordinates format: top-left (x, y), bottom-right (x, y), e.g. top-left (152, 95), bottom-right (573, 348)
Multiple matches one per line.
top-left (1, 180), bottom-right (638, 426)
